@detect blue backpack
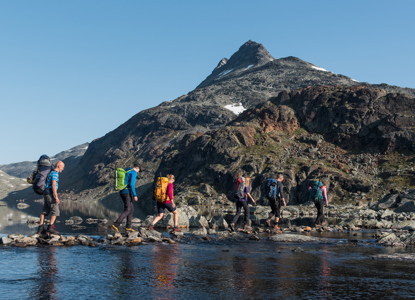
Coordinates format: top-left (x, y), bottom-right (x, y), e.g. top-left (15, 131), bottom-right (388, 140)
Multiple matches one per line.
top-left (265, 178), bottom-right (278, 199)
top-left (309, 181), bottom-right (324, 203)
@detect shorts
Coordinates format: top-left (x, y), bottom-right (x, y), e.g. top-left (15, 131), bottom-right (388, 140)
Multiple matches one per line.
top-left (41, 192), bottom-right (60, 217)
top-left (157, 201), bottom-right (176, 214)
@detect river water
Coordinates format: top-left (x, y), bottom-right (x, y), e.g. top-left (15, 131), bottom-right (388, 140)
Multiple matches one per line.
top-left (1, 198), bottom-right (415, 299)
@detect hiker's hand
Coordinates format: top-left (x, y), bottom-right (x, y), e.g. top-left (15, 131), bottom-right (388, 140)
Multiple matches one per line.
top-left (134, 196), bottom-right (138, 202)
top-left (172, 202), bottom-right (176, 208)
top-left (56, 198), bottom-right (60, 204)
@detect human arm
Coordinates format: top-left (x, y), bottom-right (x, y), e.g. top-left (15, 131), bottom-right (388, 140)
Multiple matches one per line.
top-left (322, 186), bottom-right (328, 206)
top-left (278, 182), bottom-right (286, 206)
top-left (247, 193), bottom-right (255, 204)
top-left (52, 180), bottom-right (59, 203)
top-left (167, 183), bottom-right (175, 207)
top-left (130, 171), bottom-right (138, 200)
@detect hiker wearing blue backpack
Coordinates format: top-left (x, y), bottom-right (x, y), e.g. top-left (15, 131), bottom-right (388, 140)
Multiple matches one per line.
top-left (309, 180), bottom-right (328, 226)
top-left (265, 174), bottom-right (286, 230)
top-left (111, 161), bottom-right (141, 233)
top-left (229, 176), bottom-right (256, 231)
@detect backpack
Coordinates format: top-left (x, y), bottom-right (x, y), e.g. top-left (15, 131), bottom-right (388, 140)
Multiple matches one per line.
top-left (31, 155), bottom-right (54, 195)
top-left (309, 181), bottom-right (324, 203)
top-left (153, 176), bottom-right (171, 203)
top-left (265, 178), bottom-right (278, 199)
top-left (114, 168), bottom-right (133, 191)
top-left (234, 175), bottom-right (246, 200)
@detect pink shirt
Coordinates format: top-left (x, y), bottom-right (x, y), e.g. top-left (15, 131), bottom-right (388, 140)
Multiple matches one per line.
top-left (309, 185), bottom-right (328, 205)
top-left (166, 183), bottom-right (173, 204)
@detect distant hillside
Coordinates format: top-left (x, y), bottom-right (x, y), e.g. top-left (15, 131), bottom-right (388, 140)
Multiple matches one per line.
top-left (0, 142), bottom-right (89, 178)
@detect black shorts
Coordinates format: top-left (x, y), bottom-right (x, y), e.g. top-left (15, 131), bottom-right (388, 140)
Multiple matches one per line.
top-left (42, 192), bottom-right (60, 217)
top-left (157, 201), bottom-right (176, 214)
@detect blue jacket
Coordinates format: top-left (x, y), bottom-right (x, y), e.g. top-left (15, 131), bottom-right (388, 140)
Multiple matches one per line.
top-left (120, 168), bottom-right (137, 197)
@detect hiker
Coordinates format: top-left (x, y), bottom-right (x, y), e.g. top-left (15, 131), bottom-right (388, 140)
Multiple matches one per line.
top-left (149, 174), bottom-right (181, 232)
top-left (111, 161), bottom-right (141, 233)
top-left (37, 161), bottom-right (65, 235)
top-left (265, 174), bottom-right (286, 230)
top-left (230, 176), bottom-right (256, 231)
top-left (309, 180), bottom-right (328, 226)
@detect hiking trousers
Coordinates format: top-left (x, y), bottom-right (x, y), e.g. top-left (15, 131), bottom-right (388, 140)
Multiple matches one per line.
top-left (268, 196), bottom-right (281, 219)
top-left (115, 192), bottom-right (134, 227)
top-left (232, 200), bottom-right (250, 226)
top-left (314, 200), bottom-right (325, 225)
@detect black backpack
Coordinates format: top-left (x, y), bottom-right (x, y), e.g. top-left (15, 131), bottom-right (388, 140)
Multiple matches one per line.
top-left (31, 155), bottom-right (54, 195)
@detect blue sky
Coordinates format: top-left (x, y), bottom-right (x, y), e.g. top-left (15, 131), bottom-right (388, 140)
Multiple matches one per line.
top-left (0, 1), bottom-right (414, 165)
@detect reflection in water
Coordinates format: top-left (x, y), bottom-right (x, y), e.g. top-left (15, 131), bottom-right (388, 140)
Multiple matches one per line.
top-left (151, 244), bottom-right (180, 298)
top-left (31, 247), bottom-right (58, 299)
top-left (318, 246), bottom-right (332, 299)
top-left (0, 242), bottom-right (415, 299)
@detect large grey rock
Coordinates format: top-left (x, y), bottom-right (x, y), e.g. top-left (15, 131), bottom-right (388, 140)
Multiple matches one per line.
top-left (192, 227), bottom-right (207, 236)
top-left (394, 199), bottom-right (415, 213)
top-left (1, 237), bottom-right (13, 245)
top-left (15, 237), bottom-right (38, 246)
top-left (212, 216), bottom-right (228, 229)
top-left (269, 234), bottom-right (332, 243)
top-left (377, 233), bottom-right (404, 246)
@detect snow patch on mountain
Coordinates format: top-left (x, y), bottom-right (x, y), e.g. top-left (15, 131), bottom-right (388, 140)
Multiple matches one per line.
top-left (224, 103), bottom-right (246, 115)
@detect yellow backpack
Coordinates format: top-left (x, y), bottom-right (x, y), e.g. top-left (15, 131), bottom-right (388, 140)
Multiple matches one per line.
top-left (152, 177), bottom-right (172, 203)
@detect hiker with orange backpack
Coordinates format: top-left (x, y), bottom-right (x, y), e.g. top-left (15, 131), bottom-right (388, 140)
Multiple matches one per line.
top-left (111, 161), bottom-right (141, 233)
top-left (149, 174), bottom-right (181, 232)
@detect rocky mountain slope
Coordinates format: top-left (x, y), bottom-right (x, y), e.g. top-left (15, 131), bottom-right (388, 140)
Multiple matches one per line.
top-left (4, 40), bottom-right (415, 216)
top-left (156, 85), bottom-right (415, 212)
top-left (74, 41), bottom-right (413, 195)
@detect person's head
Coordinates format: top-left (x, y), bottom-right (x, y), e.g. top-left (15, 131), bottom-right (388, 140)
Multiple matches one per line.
top-left (245, 176), bottom-right (250, 186)
top-left (277, 174), bottom-right (284, 182)
top-left (322, 180), bottom-right (327, 187)
top-left (133, 161), bottom-right (141, 172)
top-left (55, 161), bottom-right (65, 173)
top-left (167, 174), bottom-right (175, 183)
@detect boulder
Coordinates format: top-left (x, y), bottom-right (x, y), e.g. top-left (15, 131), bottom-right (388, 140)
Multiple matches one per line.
top-left (1, 237), bottom-right (13, 245)
top-left (269, 234), bottom-right (332, 243)
top-left (192, 227), bottom-right (207, 236)
top-left (394, 199), bottom-right (415, 213)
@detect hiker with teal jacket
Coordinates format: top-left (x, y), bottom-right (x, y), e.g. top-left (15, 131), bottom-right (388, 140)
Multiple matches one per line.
top-left (112, 161), bottom-right (141, 233)
top-left (309, 180), bottom-right (328, 226)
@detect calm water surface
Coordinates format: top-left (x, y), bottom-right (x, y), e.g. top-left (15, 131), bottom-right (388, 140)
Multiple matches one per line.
top-left (1, 238), bottom-right (415, 299)
top-left (1, 197), bottom-right (415, 299)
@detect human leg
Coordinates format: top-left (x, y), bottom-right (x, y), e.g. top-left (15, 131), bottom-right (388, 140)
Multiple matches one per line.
top-left (114, 193), bottom-right (132, 227)
top-left (231, 201), bottom-right (243, 226)
top-left (242, 201), bottom-right (250, 227)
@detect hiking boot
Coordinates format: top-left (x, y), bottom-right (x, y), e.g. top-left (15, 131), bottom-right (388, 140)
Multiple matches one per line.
top-left (148, 225), bottom-right (154, 230)
top-left (229, 223), bottom-right (235, 232)
top-left (46, 224), bottom-right (58, 235)
top-left (266, 219), bottom-right (271, 227)
top-left (274, 224), bottom-right (280, 230)
top-left (173, 227), bottom-right (181, 232)
top-left (37, 224), bottom-right (44, 234)
top-left (111, 224), bottom-right (119, 233)
top-left (125, 227), bottom-right (135, 233)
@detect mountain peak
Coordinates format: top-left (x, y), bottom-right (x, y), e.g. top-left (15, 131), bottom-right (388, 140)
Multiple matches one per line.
top-left (197, 40), bottom-right (274, 89)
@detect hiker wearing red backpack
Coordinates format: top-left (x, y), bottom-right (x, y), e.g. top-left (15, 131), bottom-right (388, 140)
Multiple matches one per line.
top-left (230, 176), bottom-right (256, 231)
top-left (309, 180), bottom-right (328, 226)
